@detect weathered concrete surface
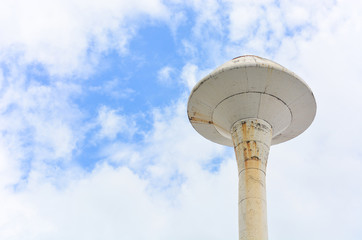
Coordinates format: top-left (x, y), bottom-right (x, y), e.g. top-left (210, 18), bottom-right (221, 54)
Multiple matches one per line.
top-left (187, 55), bottom-right (316, 146)
top-left (231, 118), bottom-right (272, 240)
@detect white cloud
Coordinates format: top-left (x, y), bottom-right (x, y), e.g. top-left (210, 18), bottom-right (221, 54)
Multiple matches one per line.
top-left (0, 96), bottom-right (237, 240)
top-left (180, 63), bottom-right (198, 90)
top-left (0, 72), bottom-right (83, 162)
top-left (89, 78), bottom-right (135, 99)
top-left (157, 66), bottom-right (175, 85)
top-left (180, 63), bottom-right (217, 92)
top-left (264, 1), bottom-right (362, 239)
top-left (0, 160), bottom-right (239, 240)
top-left (0, 0), bottom-right (169, 76)
top-left (0, 139), bottom-right (22, 189)
top-left (96, 106), bottom-right (137, 140)
top-left (187, 0), bottom-right (223, 38)
top-left (99, 96), bottom-right (228, 181)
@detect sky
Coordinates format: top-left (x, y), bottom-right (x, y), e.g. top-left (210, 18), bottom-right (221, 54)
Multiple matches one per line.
top-left (0, 0), bottom-right (362, 239)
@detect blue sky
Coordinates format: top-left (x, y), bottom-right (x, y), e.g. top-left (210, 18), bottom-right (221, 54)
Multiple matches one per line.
top-left (1, 0), bottom-right (362, 239)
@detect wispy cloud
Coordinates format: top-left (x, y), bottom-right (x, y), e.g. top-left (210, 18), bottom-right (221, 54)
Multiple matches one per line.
top-left (89, 78), bottom-right (135, 99)
top-left (157, 66), bottom-right (175, 85)
top-left (96, 105), bottom-right (137, 140)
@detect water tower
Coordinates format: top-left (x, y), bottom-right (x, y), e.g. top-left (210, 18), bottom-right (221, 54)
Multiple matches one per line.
top-left (187, 55), bottom-right (316, 240)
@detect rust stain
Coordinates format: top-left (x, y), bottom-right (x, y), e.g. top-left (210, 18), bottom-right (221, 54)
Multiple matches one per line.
top-left (241, 122), bottom-right (247, 140)
top-left (189, 116), bottom-right (213, 124)
top-left (191, 110), bottom-right (205, 116)
top-left (189, 114), bottom-right (230, 135)
top-left (189, 111), bottom-right (213, 124)
top-left (239, 121), bottom-right (262, 170)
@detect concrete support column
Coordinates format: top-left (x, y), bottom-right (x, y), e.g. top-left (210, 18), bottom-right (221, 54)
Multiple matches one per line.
top-left (231, 118), bottom-right (272, 240)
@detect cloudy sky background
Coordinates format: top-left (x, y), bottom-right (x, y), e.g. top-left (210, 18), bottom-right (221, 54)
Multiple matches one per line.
top-left (0, 0), bottom-right (362, 239)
